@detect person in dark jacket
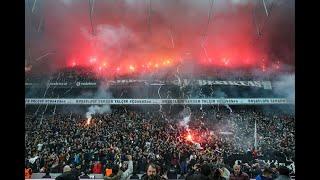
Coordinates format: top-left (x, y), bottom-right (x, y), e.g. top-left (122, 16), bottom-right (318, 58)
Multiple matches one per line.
top-left (212, 168), bottom-right (227, 180)
top-left (167, 166), bottom-right (178, 179)
top-left (185, 163), bottom-right (201, 179)
top-left (270, 164), bottom-right (279, 179)
top-left (275, 166), bottom-right (291, 180)
top-left (129, 171), bottom-right (139, 179)
top-left (141, 163), bottom-right (161, 180)
top-left (55, 165), bottom-right (79, 180)
top-left (229, 164), bottom-right (250, 180)
top-left (255, 167), bottom-right (273, 180)
top-left (185, 164), bottom-right (212, 180)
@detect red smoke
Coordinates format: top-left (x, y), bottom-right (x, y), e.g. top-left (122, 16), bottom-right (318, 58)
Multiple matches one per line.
top-left (182, 129), bottom-right (207, 144)
top-left (26, 0), bottom-right (294, 76)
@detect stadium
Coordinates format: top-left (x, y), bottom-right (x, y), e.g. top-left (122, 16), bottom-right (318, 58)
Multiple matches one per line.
top-left (25, 0), bottom-right (295, 180)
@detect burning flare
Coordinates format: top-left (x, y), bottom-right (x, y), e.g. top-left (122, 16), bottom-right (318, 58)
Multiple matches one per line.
top-left (86, 118), bottom-right (91, 125)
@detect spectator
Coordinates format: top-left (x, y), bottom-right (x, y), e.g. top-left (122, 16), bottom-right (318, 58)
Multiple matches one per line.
top-left (212, 168), bottom-right (227, 180)
top-left (129, 171), bottom-right (139, 179)
top-left (229, 164), bottom-right (249, 180)
top-left (270, 164), bottom-right (278, 179)
top-left (72, 165), bottom-right (82, 178)
top-left (92, 161), bottom-right (102, 174)
top-left (255, 167), bottom-right (273, 180)
top-left (55, 165), bottom-right (79, 180)
top-left (25, 164), bottom-right (32, 179)
top-left (121, 155), bottom-right (134, 180)
top-left (180, 158), bottom-right (188, 175)
top-left (219, 164), bottom-right (230, 179)
top-left (141, 163), bottom-right (161, 180)
top-left (186, 164), bottom-right (212, 180)
top-left (104, 155), bottom-right (133, 180)
top-left (105, 167), bottom-right (113, 177)
top-left (185, 163), bottom-right (201, 179)
top-left (104, 165), bottom-right (121, 180)
top-left (275, 166), bottom-right (291, 180)
top-left (167, 166), bottom-right (177, 179)
top-left (250, 163), bottom-right (260, 177)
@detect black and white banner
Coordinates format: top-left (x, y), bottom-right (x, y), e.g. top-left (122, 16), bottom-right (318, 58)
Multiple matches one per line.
top-left (25, 80), bottom-right (272, 89)
top-left (25, 98), bottom-right (293, 105)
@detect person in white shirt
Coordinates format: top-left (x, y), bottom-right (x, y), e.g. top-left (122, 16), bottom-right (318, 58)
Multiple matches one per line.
top-left (37, 143), bottom-right (43, 151)
top-left (103, 155), bottom-right (133, 180)
top-left (189, 152), bottom-right (196, 161)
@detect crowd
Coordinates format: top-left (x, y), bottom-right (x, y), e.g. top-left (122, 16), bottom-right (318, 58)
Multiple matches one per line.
top-left (25, 65), bottom-right (287, 84)
top-left (25, 66), bottom-right (98, 84)
top-left (25, 105), bottom-right (295, 179)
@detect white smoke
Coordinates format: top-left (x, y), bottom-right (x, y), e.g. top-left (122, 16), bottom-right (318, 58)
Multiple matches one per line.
top-left (273, 74), bottom-right (295, 103)
top-left (214, 90), bottom-right (233, 113)
top-left (94, 25), bottom-right (134, 47)
top-left (214, 90), bottom-right (227, 98)
top-left (86, 104), bottom-right (111, 121)
top-left (179, 107), bottom-right (192, 129)
top-left (180, 115), bottom-right (191, 129)
top-left (81, 24), bottom-right (138, 60)
top-left (86, 83), bottom-right (113, 121)
top-left (94, 83), bottom-right (112, 98)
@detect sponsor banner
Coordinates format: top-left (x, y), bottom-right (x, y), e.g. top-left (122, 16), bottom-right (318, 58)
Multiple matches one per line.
top-left (25, 80), bottom-right (272, 89)
top-left (48, 82), bottom-right (68, 86)
top-left (219, 132), bottom-right (233, 135)
top-left (75, 82), bottom-right (97, 87)
top-left (107, 80), bottom-right (272, 89)
top-left (25, 82), bottom-right (97, 88)
top-left (25, 98), bottom-right (293, 105)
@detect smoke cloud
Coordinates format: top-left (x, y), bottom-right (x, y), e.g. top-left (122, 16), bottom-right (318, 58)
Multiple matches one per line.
top-left (86, 104), bottom-right (111, 120)
top-left (25, 0), bottom-right (294, 76)
top-left (179, 107), bottom-right (192, 129)
top-left (272, 74), bottom-right (295, 103)
top-left (85, 82), bottom-right (113, 120)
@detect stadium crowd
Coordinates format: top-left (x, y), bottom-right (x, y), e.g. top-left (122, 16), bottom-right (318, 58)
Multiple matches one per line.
top-left (25, 106), bottom-right (295, 179)
top-left (25, 65), bottom-right (284, 84)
